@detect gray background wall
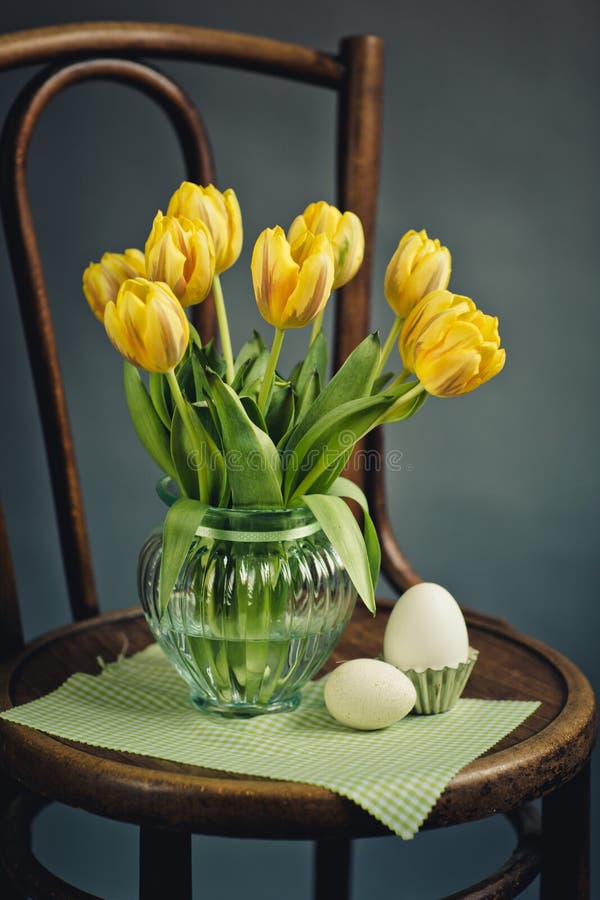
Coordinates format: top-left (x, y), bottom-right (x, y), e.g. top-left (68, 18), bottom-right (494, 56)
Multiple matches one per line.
top-left (0, 1), bottom-right (597, 897)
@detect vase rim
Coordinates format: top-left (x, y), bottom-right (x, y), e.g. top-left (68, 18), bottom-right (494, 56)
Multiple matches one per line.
top-left (155, 477), bottom-right (313, 522)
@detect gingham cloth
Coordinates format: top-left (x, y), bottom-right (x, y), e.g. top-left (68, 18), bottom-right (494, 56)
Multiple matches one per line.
top-left (1, 644), bottom-right (538, 839)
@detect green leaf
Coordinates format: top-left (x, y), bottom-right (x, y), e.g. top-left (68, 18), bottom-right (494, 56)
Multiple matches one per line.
top-left (234, 331), bottom-right (266, 373)
top-left (245, 349), bottom-right (269, 387)
top-left (148, 372), bottom-right (172, 428)
top-left (159, 498), bottom-right (208, 616)
top-left (295, 332), bottom-right (328, 397)
top-left (379, 383), bottom-right (428, 423)
top-left (188, 322), bottom-right (202, 348)
top-left (170, 404), bottom-right (227, 505)
top-left (194, 340), bottom-right (227, 381)
top-left (308, 451), bottom-right (352, 495)
top-left (283, 392), bottom-right (394, 501)
top-left (240, 395), bottom-right (268, 432)
top-left (123, 363), bottom-right (177, 481)
top-left (372, 371), bottom-right (395, 394)
top-left (301, 493), bottom-right (376, 614)
top-left (231, 357), bottom-right (254, 393)
top-left (170, 409), bottom-right (196, 499)
top-left (294, 370), bottom-right (321, 425)
top-left (207, 374), bottom-right (283, 508)
top-left (327, 477), bottom-right (381, 593)
top-left (289, 360), bottom-right (303, 388)
top-left (283, 333), bottom-right (381, 457)
top-left (266, 383), bottom-right (295, 445)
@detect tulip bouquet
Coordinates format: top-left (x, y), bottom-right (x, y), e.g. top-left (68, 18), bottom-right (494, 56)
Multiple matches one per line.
top-left (83, 184), bottom-right (505, 621)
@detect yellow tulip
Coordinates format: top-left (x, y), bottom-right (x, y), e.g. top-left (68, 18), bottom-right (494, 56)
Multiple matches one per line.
top-left (251, 226), bottom-right (334, 329)
top-left (104, 277), bottom-right (189, 373)
top-left (82, 249), bottom-right (145, 321)
top-left (166, 182), bottom-right (242, 273)
top-left (144, 212), bottom-right (215, 307)
top-left (384, 229), bottom-right (451, 318)
top-left (288, 200), bottom-right (364, 289)
top-left (399, 290), bottom-right (505, 397)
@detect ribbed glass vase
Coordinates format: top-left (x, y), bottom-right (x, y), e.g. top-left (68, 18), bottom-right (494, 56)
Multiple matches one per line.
top-left (138, 504), bottom-right (357, 717)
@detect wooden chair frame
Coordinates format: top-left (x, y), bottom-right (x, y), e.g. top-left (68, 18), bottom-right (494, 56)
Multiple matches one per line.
top-left (0, 22), bottom-right (595, 900)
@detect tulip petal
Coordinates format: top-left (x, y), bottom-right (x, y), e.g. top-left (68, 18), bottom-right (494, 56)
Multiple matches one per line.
top-left (251, 226), bottom-right (300, 328)
top-left (384, 229), bottom-right (452, 318)
top-left (221, 188), bottom-right (243, 271)
top-left (283, 245), bottom-right (334, 328)
top-left (418, 350), bottom-right (482, 397)
top-left (332, 211), bottom-right (364, 288)
top-left (287, 213), bottom-right (308, 247)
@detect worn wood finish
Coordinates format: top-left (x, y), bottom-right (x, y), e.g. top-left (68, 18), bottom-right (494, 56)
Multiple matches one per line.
top-left (0, 58), bottom-right (215, 622)
top-left (366, 426), bottom-right (422, 592)
top-left (541, 762), bottom-right (591, 899)
top-left (334, 35), bottom-right (383, 495)
top-left (0, 792), bottom-right (100, 899)
top-left (0, 602), bottom-right (594, 842)
top-left (0, 22), bottom-right (343, 88)
top-left (334, 35), bottom-right (382, 371)
top-left (445, 806), bottom-right (541, 900)
top-left (0, 502), bottom-right (23, 663)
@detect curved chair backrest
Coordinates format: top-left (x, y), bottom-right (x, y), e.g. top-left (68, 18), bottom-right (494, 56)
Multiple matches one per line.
top-left (0, 23), bottom-right (418, 661)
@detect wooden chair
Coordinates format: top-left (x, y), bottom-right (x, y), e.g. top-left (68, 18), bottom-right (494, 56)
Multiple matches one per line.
top-left (0, 22), bottom-right (595, 900)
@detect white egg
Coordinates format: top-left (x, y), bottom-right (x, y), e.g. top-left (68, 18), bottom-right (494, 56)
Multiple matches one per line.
top-left (383, 582), bottom-right (469, 672)
top-left (324, 658), bottom-right (416, 730)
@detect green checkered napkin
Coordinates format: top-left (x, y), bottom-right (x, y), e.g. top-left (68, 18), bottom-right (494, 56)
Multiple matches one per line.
top-left (1, 644), bottom-right (538, 839)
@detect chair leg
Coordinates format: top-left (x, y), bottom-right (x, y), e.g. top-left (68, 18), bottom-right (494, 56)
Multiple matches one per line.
top-left (313, 838), bottom-right (352, 900)
top-left (139, 826), bottom-right (192, 900)
top-left (0, 774), bottom-right (20, 899)
top-left (541, 763), bottom-right (590, 899)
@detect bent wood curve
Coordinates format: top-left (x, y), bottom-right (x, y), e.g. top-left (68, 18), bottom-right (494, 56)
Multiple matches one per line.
top-left (0, 602), bottom-right (594, 839)
top-left (0, 58), bottom-right (215, 626)
top-left (0, 22), bottom-right (344, 87)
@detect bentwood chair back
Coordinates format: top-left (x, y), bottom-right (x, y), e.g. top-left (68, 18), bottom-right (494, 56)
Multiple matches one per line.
top-left (0, 23), bottom-right (421, 635)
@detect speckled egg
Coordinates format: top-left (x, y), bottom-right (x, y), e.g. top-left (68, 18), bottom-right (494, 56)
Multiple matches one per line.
top-left (324, 658), bottom-right (417, 730)
top-left (383, 582), bottom-right (469, 672)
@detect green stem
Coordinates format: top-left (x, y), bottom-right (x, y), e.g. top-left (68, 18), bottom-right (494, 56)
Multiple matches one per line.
top-left (165, 369), bottom-right (208, 502)
top-left (394, 381), bottom-right (425, 405)
top-left (212, 274), bottom-right (235, 384)
top-left (381, 381), bottom-right (426, 423)
top-left (375, 316), bottom-right (404, 378)
top-left (309, 309), bottom-right (325, 345)
top-left (388, 368), bottom-right (411, 389)
top-left (257, 327), bottom-right (285, 416)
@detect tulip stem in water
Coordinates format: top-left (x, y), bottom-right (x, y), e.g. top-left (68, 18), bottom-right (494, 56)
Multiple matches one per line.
top-left (212, 275), bottom-right (235, 384)
top-left (376, 316), bottom-right (404, 378)
top-left (165, 369), bottom-right (208, 502)
top-left (258, 327), bottom-right (285, 416)
top-left (309, 310), bottom-right (325, 345)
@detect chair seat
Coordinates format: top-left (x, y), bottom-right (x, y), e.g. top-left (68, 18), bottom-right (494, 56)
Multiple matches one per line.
top-left (0, 601), bottom-right (595, 840)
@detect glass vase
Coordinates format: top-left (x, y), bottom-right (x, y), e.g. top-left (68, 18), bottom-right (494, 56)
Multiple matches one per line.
top-left (138, 503), bottom-right (357, 717)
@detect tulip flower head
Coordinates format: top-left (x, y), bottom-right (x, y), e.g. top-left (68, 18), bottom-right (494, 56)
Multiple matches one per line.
top-left (82, 249), bottom-right (146, 321)
top-left (251, 226), bottom-right (334, 330)
top-left (104, 277), bottom-right (190, 373)
top-left (399, 290), bottom-right (505, 397)
top-left (145, 212), bottom-right (215, 308)
top-left (288, 200), bottom-right (364, 289)
top-left (384, 229), bottom-right (451, 319)
top-left (167, 182), bottom-right (243, 274)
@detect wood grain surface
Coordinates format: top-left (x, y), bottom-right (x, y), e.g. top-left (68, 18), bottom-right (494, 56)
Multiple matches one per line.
top-left (0, 601), bottom-right (594, 841)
